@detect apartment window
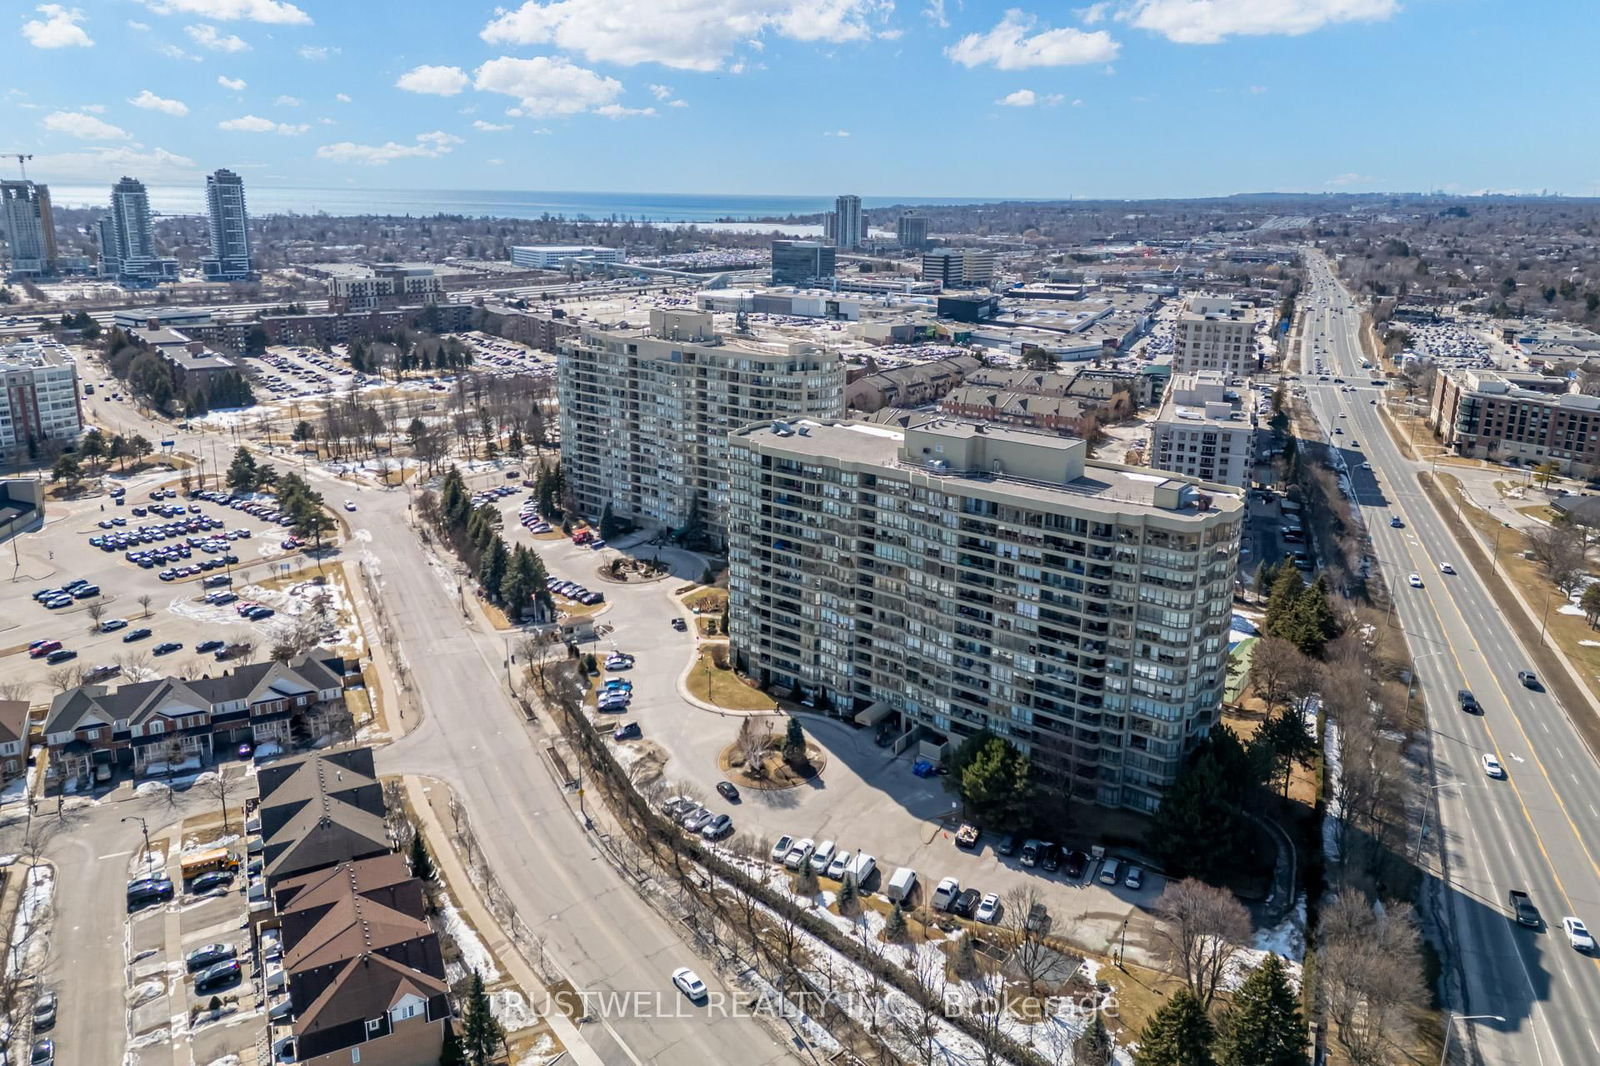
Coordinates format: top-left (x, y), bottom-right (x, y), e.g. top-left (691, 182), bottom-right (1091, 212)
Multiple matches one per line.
top-left (365, 1018), bottom-right (382, 1036)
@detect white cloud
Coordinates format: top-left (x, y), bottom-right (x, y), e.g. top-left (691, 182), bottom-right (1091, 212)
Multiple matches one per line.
top-left (42, 110), bottom-right (129, 139)
top-left (487, 158), bottom-right (504, 165)
top-left (31, 144), bottom-right (196, 182)
top-left (996, 89), bottom-right (1068, 107)
top-left (129, 89), bottom-right (189, 115)
top-left (296, 43), bottom-right (335, 60)
top-left (395, 64), bottom-right (470, 96)
top-left (669, 98), bottom-right (689, 107)
top-left (648, 83), bottom-right (673, 100)
top-left (472, 120), bottom-right (512, 131)
top-left (316, 130), bottom-right (461, 166)
top-left (1122, 0), bottom-right (1398, 44)
top-left (823, 129), bottom-right (850, 137)
top-left (595, 103), bottom-right (656, 118)
top-left (1326, 172), bottom-right (1377, 187)
top-left (923, 0), bottom-right (948, 26)
top-left (218, 114), bottom-right (309, 134)
top-left (156, 41), bottom-right (199, 59)
top-left (1248, 84), bottom-right (1266, 93)
top-left (480, 0), bottom-right (892, 72)
top-left (22, 5), bottom-right (93, 48)
top-left (1077, 1), bottom-right (1112, 23)
top-left (185, 22), bottom-right (248, 50)
top-left (127, 19), bottom-right (150, 30)
top-left (274, 94), bottom-right (302, 105)
top-left (335, 92), bottom-right (351, 103)
top-left (78, 103), bottom-right (106, 112)
top-left (473, 55), bottom-right (624, 116)
top-left (141, 0), bottom-right (310, 23)
top-left (949, 9), bottom-right (1120, 68)
top-left (217, 74), bottom-right (246, 89)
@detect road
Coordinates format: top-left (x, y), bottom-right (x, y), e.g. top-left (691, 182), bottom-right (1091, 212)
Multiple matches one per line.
top-left (1300, 250), bottom-right (1600, 1066)
top-left (70, 378), bottom-right (796, 1065)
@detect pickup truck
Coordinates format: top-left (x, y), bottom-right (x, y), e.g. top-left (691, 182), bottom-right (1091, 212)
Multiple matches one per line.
top-left (954, 824), bottom-right (980, 849)
top-left (1509, 889), bottom-right (1541, 928)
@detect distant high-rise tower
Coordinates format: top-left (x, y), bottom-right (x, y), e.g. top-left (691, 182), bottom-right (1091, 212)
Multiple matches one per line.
top-left (99, 176), bottom-right (176, 287)
top-left (0, 181), bottom-right (58, 276)
top-left (896, 212), bottom-right (930, 251)
top-left (202, 168), bottom-right (251, 281)
top-left (833, 194), bottom-right (863, 250)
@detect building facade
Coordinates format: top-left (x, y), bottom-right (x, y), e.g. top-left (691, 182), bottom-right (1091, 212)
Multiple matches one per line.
top-left (509, 245), bottom-right (623, 269)
top-left (202, 168), bottom-right (252, 281)
top-left (326, 266), bottom-right (443, 312)
top-left (1172, 297), bottom-right (1259, 376)
top-left (1429, 367), bottom-right (1600, 474)
top-left (99, 177), bottom-right (178, 287)
top-left (1148, 370), bottom-right (1257, 487)
top-left (896, 212), bottom-right (930, 251)
top-left (922, 248), bottom-right (997, 289)
top-left (0, 181), bottom-right (58, 276)
top-left (771, 240), bottom-right (837, 286)
top-left (557, 309), bottom-right (844, 543)
top-left (833, 194), bottom-right (863, 250)
top-left (0, 340), bottom-right (82, 464)
top-left (727, 417), bottom-right (1242, 811)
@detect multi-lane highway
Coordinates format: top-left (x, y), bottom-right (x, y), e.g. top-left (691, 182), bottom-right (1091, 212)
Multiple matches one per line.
top-left (1300, 251), bottom-right (1600, 1065)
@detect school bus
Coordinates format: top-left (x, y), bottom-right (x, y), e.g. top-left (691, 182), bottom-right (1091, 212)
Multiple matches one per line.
top-left (180, 847), bottom-right (240, 881)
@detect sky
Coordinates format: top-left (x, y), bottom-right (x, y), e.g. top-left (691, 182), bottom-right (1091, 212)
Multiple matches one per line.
top-left (7, 0), bottom-right (1599, 200)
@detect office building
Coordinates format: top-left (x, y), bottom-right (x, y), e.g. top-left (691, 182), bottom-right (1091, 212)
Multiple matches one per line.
top-left (326, 265), bottom-right (443, 312)
top-left (557, 309), bottom-right (844, 544)
top-left (1428, 367), bottom-right (1600, 475)
top-left (0, 340), bottom-right (82, 464)
top-left (1148, 371), bottom-right (1256, 487)
top-left (509, 245), bottom-right (623, 269)
top-left (922, 248), bottom-right (996, 289)
top-left (98, 177), bottom-right (178, 287)
top-left (727, 417), bottom-right (1242, 811)
top-left (833, 194), bottom-right (863, 250)
top-left (771, 240), bottom-right (837, 286)
top-left (0, 181), bottom-right (58, 276)
top-left (201, 168), bottom-right (252, 281)
top-left (896, 212), bottom-right (930, 251)
top-left (1172, 296), bottom-right (1259, 376)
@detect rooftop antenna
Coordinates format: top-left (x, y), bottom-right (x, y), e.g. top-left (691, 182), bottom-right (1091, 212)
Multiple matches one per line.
top-left (8, 154), bottom-right (33, 180)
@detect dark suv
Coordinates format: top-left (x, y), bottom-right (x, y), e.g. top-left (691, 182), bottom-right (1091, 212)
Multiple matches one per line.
top-left (1458, 689), bottom-right (1480, 713)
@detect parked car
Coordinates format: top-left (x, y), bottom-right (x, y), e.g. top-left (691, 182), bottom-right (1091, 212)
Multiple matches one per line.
top-left (769, 835), bottom-right (794, 863)
top-left (784, 839), bottom-right (815, 871)
top-left (995, 834), bottom-right (1018, 857)
top-left (808, 840), bottom-right (837, 875)
top-left (1063, 850), bottom-right (1088, 878)
top-left (185, 943), bottom-right (238, 972)
top-left (126, 877), bottom-right (174, 909)
top-left (825, 849), bottom-right (853, 880)
top-left (1124, 866), bottom-right (1145, 890)
top-left (29, 1038), bottom-right (52, 1066)
top-left (188, 870), bottom-right (234, 894)
top-left (196, 640), bottom-right (224, 654)
top-left (31, 991), bottom-right (56, 1032)
top-left (700, 814), bottom-right (733, 841)
top-left (932, 877), bottom-right (961, 912)
top-left (99, 618), bottom-right (128, 633)
top-left (1040, 843), bottom-right (1062, 873)
top-left (1019, 839), bottom-right (1042, 867)
top-left (193, 960), bottom-right (241, 993)
top-left (975, 893), bottom-right (1001, 924)
top-left (951, 888), bottom-right (981, 918)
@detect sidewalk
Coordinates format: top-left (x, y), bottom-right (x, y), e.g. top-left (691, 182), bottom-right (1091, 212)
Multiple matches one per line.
top-left (403, 776), bottom-right (606, 1066)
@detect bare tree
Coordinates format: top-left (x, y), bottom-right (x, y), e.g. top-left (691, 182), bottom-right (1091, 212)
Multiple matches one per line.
top-left (1250, 636), bottom-right (1309, 713)
top-left (45, 665), bottom-right (83, 694)
top-left (1525, 520), bottom-right (1588, 596)
top-left (137, 593), bottom-right (153, 618)
top-left (734, 716), bottom-right (768, 779)
top-left (117, 650), bottom-right (151, 683)
top-left (0, 681), bottom-right (30, 702)
top-left (1320, 890), bottom-right (1426, 1065)
top-left (202, 767), bottom-right (237, 834)
top-left (1153, 878), bottom-right (1252, 1009)
top-left (1001, 883), bottom-right (1052, 999)
top-left (892, 946), bottom-right (947, 1066)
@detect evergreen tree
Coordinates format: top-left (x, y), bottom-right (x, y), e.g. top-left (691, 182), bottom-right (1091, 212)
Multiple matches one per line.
top-left (958, 735), bottom-right (1034, 831)
top-left (227, 447), bottom-right (258, 492)
top-left (783, 717), bottom-right (808, 767)
top-left (1283, 577), bottom-right (1339, 658)
top-left (1134, 987), bottom-right (1215, 1066)
top-left (599, 502), bottom-right (620, 540)
top-left (836, 875), bottom-right (858, 913)
top-left (1264, 566), bottom-right (1305, 639)
top-left (1147, 736), bottom-right (1253, 882)
top-left (885, 902), bottom-right (908, 941)
top-left (1215, 953), bottom-right (1306, 1066)
top-left (461, 970), bottom-right (502, 1066)
top-left (409, 832), bottom-right (436, 882)
top-left (478, 537), bottom-right (511, 601)
top-left (1075, 1009), bottom-right (1115, 1066)
top-left (951, 933), bottom-right (977, 977)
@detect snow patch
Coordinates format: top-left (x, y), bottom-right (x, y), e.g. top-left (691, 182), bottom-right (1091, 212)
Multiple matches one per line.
top-left (439, 902), bottom-right (500, 983)
top-left (490, 989), bottom-right (540, 1033)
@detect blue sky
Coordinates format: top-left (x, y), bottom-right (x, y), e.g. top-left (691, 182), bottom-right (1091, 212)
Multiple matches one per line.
top-left (8, 0), bottom-right (1599, 199)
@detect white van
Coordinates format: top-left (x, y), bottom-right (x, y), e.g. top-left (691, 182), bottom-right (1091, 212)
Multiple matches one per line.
top-left (1099, 858), bottom-right (1121, 886)
top-left (886, 866), bottom-right (918, 904)
top-left (845, 853), bottom-right (876, 887)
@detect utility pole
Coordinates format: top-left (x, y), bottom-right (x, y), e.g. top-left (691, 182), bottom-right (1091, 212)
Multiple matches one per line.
top-left (122, 815), bottom-right (153, 870)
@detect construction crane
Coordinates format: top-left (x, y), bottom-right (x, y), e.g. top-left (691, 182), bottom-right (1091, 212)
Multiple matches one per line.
top-left (3, 154), bottom-right (33, 180)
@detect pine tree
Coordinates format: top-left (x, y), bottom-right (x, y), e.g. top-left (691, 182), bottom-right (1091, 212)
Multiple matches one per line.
top-left (1285, 577), bottom-right (1339, 658)
top-left (461, 970), bottom-right (502, 1066)
top-left (885, 902), bottom-right (908, 942)
top-left (952, 933), bottom-right (977, 977)
top-left (795, 864), bottom-right (818, 895)
top-left (408, 832), bottom-right (436, 882)
top-left (836, 875), bottom-right (858, 913)
top-left (783, 717), bottom-right (808, 768)
top-left (1134, 987), bottom-right (1215, 1066)
top-left (1075, 1009), bottom-right (1115, 1066)
top-left (1264, 566), bottom-right (1305, 639)
top-left (1215, 953), bottom-right (1305, 1066)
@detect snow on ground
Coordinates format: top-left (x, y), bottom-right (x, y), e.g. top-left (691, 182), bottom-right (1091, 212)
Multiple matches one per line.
top-left (515, 1034), bottom-right (559, 1066)
top-left (167, 573), bottom-right (362, 651)
top-left (129, 980), bottom-right (164, 1007)
top-left (0, 762), bottom-right (37, 807)
top-left (201, 1055), bottom-right (242, 1066)
top-left (7, 864), bottom-right (54, 974)
top-left (440, 901), bottom-right (500, 984)
top-left (1323, 719), bottom-right (1343, 866)
top-left (134, 781), bottom-right (170, 798)
top-left (490, 989), bottom-right (541, 1033)
top-left (1250, 894), bottom-right (1308, 963)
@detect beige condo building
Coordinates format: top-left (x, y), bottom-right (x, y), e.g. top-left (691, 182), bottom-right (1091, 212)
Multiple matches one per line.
top-left (1173, 296), bottom-right (1261, 376)
top-left (727, 417), bottom-right (1243, 812)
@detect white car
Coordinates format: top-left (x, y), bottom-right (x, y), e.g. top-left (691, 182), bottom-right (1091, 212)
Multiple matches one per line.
top-left (769, 834), bottom-right (794, 863)
top-left (1562, 916), bottom-right (1594, 952)
top-left (1439, 562), bottom-right (1455, 574)
top-left (1482, 753), bottom-right (1506, 779)
top-left (975, 892), bottom-right (1001, 924)
top-left (343, 500), bottom-right (356, 511)
top-left (932, 876), bottom-right (961, 912)
top-left (671, 967), bottom-right (707, 1000)
top-left (808, 840), bottom-right (837, 875)
top-left (825, 849), bottom-right (853, 880)
top-left (784, 838), bottom-right (815, 871)
top-left (1408, 573), bottom-right (1423, 588)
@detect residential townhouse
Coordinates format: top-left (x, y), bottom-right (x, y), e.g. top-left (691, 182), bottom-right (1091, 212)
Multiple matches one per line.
top-left (938, 386), bottom-right (1086, 433)
top-left (844, 354), bottom-right (985, 413)
top-left (0, 700), bottom-right (26, 784)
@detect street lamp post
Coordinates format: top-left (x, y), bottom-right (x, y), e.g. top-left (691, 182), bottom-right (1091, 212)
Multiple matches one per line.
top-left (121, 815), bottom-right (152, 869)
top-left (1439, 1012), bottom-right (1505, 1066)
top-left (1413, 780), bottom-right (1463, 861)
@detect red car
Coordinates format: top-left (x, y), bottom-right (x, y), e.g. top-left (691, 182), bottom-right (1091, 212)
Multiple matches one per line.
top-left (28, 640), bottom-right (62, 659)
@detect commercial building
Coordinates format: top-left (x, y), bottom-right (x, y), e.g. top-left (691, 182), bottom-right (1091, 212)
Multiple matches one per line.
top-left (771, 240), bottom-right (836, 287)
top-left (0, 180), bottom-right (58, 276)
top-left (509, 245), bottom-right (624, 269)
top-left (0, 340), bottom-right (82, 464)
top-left (1148, 371), bottom-right (1256, 487)
top-left (125, 323), bottom-right (239, 396)
top-left (326, 265), bottom-right (443, 312)
top-left (201, 168), bottom-right (252, 281)
top-left (896, 212), bottom-right (931, 251)
top-left (832, 194), bottom-right (863, 250)
top-left (727, 417), bottom-right (1243, 811)
top-left (43, 651), bottom-right (348, 790)
top-left (922, 248), bottom-right (997, 289)
top-left (557, 308), bottom-right (844, 543)
top-left (1428, 367), bottom-right (1600, 474)
top-left (1172, 296), bottom-right (1260, 375)
top-left (98, 176), bottom-right (178, 287)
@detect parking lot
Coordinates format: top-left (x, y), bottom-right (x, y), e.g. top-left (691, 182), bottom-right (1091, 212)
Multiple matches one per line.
top-left (3, 473), bottom-right (345, 720)
top-left (510, 527), bottom-right (1175, 966)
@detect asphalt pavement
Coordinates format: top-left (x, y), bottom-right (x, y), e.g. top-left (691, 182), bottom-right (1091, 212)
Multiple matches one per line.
top-left (1301, 251), bottom-right (1600, 1066)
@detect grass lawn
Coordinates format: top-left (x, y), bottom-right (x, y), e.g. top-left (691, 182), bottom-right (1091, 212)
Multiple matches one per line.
top-left (686, 647), bottom-right (776, 712)
top-left (682, 586), bottom-right (728, 612)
